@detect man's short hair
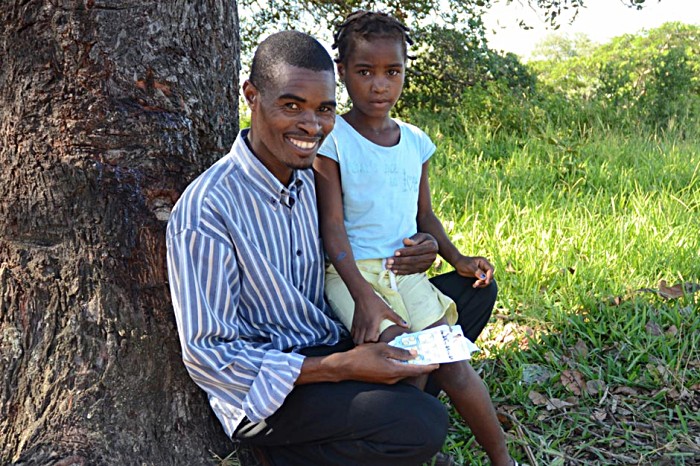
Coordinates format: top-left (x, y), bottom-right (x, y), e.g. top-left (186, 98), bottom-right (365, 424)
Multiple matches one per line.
top-left (250, 31), bottom-right (334, 93)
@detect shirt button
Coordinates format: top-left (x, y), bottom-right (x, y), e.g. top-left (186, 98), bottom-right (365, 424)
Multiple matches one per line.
top-left (296, 250), bottom-right (302, 256)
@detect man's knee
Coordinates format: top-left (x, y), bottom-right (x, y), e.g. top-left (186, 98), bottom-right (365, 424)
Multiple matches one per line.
top-left (483, 278), bottom-right (498, 307)
top-left (410, 392), bottom-right (450, 452)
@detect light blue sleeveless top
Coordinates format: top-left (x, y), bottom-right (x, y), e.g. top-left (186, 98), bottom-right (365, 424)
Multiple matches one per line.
top-left (318, 117), bottom-right (436, 260)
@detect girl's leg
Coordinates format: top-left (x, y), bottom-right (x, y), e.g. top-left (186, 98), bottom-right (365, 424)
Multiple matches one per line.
top-left (431, 350), bottom-right (513, 465)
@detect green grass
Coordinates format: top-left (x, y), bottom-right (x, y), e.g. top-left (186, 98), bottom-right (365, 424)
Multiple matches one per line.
top-left (419, 112), bottom-right (700, 465)
top-left (220, 107), bottom-right (699, 465)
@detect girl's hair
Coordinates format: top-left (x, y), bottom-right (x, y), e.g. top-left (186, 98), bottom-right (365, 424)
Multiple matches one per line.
top-left (332, 10), bottom-right (413, 64)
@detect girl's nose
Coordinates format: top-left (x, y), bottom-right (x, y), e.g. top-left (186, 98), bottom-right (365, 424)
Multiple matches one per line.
top-left (371, 76), bottom-right (389, 94)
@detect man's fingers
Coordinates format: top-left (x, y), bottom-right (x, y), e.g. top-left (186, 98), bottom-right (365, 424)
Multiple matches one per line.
top-left (383, 347), bottom-right (438, 373)
top-left (384, 345), bottom-right (417, 362)
top-left (402, 236), bottom-right (417, 247)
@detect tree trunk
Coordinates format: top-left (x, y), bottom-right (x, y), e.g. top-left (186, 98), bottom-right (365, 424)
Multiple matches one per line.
top-left (0, 1), bottom-right (239, 464)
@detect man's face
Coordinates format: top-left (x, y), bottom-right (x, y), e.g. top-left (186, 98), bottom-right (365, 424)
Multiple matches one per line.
top-left (244, 64), bottom-right (336, 185)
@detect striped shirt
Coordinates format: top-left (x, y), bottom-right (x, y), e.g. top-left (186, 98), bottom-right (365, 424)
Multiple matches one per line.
top-left (166, 130), bottom-right (343, 436)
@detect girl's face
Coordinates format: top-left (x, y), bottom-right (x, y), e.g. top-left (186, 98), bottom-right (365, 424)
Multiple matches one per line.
top-left (338, 35), bottom-right (405, 120)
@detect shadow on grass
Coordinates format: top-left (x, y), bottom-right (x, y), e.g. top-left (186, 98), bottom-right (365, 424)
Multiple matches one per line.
top-left (457, 292), bottom-right (700, 465)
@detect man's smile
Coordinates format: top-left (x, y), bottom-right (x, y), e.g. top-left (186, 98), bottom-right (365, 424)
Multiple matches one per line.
top-left (288, 136), bottom-right (319, 151)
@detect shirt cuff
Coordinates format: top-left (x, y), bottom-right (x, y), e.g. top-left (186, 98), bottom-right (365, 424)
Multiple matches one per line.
top-left (242, 351), bottom-right (306, 423)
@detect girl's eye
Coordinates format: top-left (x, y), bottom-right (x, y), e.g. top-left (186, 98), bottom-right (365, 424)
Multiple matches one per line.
top-left (359, 70), bottom-right (370, 76)
top-left (388, 69), bottom-right (401, 76)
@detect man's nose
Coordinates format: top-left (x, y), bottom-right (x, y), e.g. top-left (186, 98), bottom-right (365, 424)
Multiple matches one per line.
top-left (298, 110), bottom-right (321, 134)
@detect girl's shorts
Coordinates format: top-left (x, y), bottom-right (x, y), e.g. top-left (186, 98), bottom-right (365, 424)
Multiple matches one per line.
top-left (324, 259), bottom-right (457, 334)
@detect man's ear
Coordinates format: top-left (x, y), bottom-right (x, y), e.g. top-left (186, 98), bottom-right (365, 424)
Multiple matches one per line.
top-left (242, 80), bottom-right (258, 109)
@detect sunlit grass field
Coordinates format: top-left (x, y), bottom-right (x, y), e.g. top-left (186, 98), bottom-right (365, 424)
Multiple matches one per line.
top-left (226, 107), bottom-right (700, 465)
top-left (420, 112), bottom-right (700, 465)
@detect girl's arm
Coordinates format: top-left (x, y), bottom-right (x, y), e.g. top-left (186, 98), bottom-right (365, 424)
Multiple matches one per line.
top-left (313, 155), bottom-right (408, 343)
top-left (415, 160), bottom-right (494, 288)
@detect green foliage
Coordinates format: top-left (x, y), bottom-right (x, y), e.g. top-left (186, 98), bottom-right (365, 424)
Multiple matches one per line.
top-left (408, 103), bottom-right (700, 465)
top-left (530, 32), bottom-right (595, 61)
top-left (399, 22), bottom-right (535, 115)
top-left (530, 22), bottom-right (700, 131)
top-left (238, 0), bottom-right (572, 114)
top-left (238, 0), bottom-right (489, 56)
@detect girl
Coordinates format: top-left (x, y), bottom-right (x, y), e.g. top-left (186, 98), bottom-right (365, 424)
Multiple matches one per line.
top-left (314, 10), bottom-right (516, 466)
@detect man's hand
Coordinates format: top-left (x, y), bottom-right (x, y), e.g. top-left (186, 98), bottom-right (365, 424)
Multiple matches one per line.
top-left (454, 255), bottom-right (494, 288)
top-left (337, 343), bottom-right (439, 384)
top-left (385, 233), bottom-right (439, 275)
top-left (351, 293), bottom-right (407, 344)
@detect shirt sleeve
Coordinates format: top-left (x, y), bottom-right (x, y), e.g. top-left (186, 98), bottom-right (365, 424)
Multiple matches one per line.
top-left (317, 129), bottom-right (340, 162)
top-left (166, 228), bottom-right (305, 424)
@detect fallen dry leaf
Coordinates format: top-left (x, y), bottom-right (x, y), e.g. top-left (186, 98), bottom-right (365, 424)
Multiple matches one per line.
top-left (573, 339), bottom-right (589, 358)
top-left (546, 397), bottom-right (575, 411)
top-left (645, 321), bottom-right (663, 336)
top-left (528, 390), bottom-right (548, 406)
top-left (586, 379), bottom-right (606, 395)
top-left (561, 369), bottom-right (587, 396)
top-left (591, 409), bottom-right (607, 421)
top-left (637, 280), bottom-right (700, 300)
top-left (614, 386), bottom-right (639, 396)
top-left (658, 280), bottom-right (700, 299)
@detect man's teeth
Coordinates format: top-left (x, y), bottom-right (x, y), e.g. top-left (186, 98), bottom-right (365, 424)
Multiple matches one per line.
top-left (290, 138), bottom-right (316, 150)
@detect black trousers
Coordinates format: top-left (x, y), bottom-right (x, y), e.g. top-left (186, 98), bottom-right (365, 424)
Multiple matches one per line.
top-left (429, 271), bottom-right (497, 343)
top-left (235, 274), bottom-right (498, 465)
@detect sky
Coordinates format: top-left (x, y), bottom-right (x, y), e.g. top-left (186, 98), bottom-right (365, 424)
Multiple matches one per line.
top-left (483, 0), bottom-right (700, 59)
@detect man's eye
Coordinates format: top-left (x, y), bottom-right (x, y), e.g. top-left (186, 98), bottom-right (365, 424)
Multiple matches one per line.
top-left (359, 70), bottom-right (370, 76)
top-left (285, 103), bottom-right (300, 110)
top-left (319, 106), bottom-right (334, 113)
top-left (388, 69), bottom-right (401, 76)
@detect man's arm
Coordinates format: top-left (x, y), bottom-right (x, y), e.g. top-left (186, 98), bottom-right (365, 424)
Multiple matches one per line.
top-left (167, 228), bottom-right (306, 424)
top-left (297, 343), bottom-right (438, 385)
top-left (385, 232), bottom-right (439, 275)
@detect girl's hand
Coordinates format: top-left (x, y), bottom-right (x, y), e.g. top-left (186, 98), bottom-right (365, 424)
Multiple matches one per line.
top-left (454, 255), bottom-right (495, 288)
top-left (351, 293), bottom-right (407, 344)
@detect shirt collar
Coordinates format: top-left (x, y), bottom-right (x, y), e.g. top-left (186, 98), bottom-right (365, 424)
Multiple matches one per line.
top-left (232, 129), bottom-right (305, 208)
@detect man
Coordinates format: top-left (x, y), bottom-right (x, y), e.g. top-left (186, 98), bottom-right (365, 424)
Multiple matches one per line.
top-left (167, 30), bottom-right (496, 465)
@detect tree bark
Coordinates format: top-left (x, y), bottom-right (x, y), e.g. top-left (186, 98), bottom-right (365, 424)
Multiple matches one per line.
top-left (0, 1), bottom-right (239, 464)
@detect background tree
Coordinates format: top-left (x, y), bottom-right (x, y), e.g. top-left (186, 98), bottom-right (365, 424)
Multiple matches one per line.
top-left (237, 0), bottom-right (584, 113)
top-left (530, 22), bottom-right (700, 129)
top-left (0, 2), bottom-right (239, 464)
